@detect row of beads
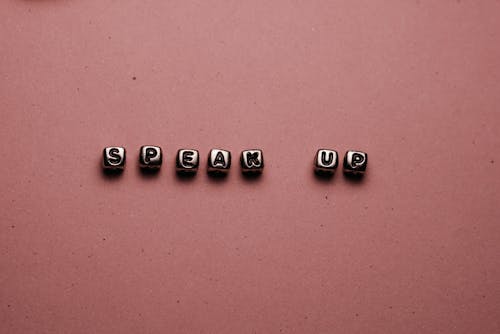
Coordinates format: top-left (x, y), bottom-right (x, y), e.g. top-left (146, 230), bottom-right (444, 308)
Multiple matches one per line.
top-left (102, 147), bottom-right (368, 176)
top-left (102, 147), bottom-right (263, 175)
top-left (315, 149), bottom-right (368, 176)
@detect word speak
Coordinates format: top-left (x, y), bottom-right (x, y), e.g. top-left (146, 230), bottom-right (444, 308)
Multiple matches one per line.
top-left (103, 147), bottom-right (264, 175)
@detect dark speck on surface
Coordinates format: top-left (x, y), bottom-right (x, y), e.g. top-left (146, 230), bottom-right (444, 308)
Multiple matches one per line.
top-left (490, 160), bottom-right (494, 164)
top-left (132, 76), bottom-right (137, 80)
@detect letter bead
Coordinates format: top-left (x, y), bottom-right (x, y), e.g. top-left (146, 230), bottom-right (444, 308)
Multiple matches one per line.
top-left (102, 146), bottom-right (126, 170)
top-left (139, 145), bottom-right (162, 170)
top-left (241, 149), bottom-right (264, 174)
top-left (343, 150), bottom-right (368, 175)
top-left (176, 149), bottom-right (199, 174)
top-left (207, 149), bottom-right (231, 174)
top-left (314, 149), bottom-right (338, 175)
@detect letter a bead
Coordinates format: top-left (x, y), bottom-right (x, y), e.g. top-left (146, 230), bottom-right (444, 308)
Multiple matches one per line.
top-left (207, 149), bottom-right (231, 174)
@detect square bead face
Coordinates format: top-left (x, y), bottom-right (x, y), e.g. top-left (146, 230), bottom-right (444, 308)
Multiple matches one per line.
top-left (176, 149), bottom-right (199, 173)
top-left (139, 146), bottom-right (162, 169)
top-left (102, 147), bottom-right (126, 170)
top-left (343, 150), bottom-right (368, 175)
top-left (207, 149), bottom-right (231, 173)
top-left (240, 149), bottom-right (264, 173)
top-left (314, 149), bottom-right (338, 174)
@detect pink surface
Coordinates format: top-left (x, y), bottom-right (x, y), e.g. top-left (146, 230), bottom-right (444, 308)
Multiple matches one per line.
top-left (1, 1), bottom-right (500, 333)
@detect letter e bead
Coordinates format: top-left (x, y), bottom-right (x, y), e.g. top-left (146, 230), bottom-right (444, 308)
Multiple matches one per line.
top-left (139, 146), bottom-right (162, 170)
top-left (176, 149), bottom-right (199, 174)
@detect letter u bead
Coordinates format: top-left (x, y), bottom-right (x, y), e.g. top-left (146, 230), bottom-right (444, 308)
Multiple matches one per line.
top-left (139, 145), bottom-right (162, 170)
top-left (314, 149), bottom-right (338, 175)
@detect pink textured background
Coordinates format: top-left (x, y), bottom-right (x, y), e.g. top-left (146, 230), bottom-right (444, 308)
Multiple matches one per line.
top-left (1, 1), bottom-right (499, 333)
